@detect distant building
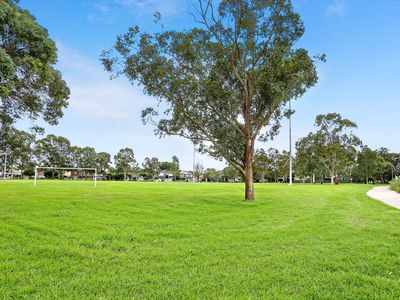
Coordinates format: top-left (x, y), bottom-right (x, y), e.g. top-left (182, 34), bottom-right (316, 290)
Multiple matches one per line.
top-left (158, 171), bottom-right (174, 182)
top-left (180, 170), bottom-right (193, 182)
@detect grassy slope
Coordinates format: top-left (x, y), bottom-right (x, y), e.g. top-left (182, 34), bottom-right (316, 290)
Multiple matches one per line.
top-left (0, 181), bottom-right (399, 299)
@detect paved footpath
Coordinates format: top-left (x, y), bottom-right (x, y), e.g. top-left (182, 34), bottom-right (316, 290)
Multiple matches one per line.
top-left (367, 186), bottom-right (400, 209)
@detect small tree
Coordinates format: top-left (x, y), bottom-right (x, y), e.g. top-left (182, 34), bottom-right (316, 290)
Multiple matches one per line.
top-left (194, 162), bottom-right (204, 182)
top-left (0, 128), bottom-right (35, 176)
top-left (277, 150), bottom-right (290, 182)
top-left (96, 152), bottom-right (111, 175)
top-left (35, 134), bottom-right (71, 168)
top-left (101, 0), bottom-right (321, 200)
top-left (356, 146), bottom-right (393, 184)
top-left (114, 148), bottom-right (137, 180)
top-left (296, 135), bottom-right (324, 183)
top-left (221, 165), bottom-right (240, 182)
top-left (142, 157), bottom-right (160, 179)
top-left (297, 113), bottom-right (361, 184)
top-left (171, 155), bottom-right (180, 180)
top-left (204, 168), bottom-right (219, 182)
top-left (267, 148), bottom-right (280, 183)
top-left (253, 149), bottom-right (270, 182)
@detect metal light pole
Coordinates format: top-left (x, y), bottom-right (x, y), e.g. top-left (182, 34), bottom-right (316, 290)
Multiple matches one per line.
top-left (192, 144), bottom-right (196, 183)
top-left (289, 100), bottom-right (293, 186)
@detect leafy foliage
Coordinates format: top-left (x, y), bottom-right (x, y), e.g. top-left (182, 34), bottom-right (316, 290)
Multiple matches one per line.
top-left (101, 0), bottom-right (321, 199)
top-left (0, 0), bottom-right (69, 128)
top-left (114, 148), bottom-right (137, 179)
top-left (295, 113), bottom-right (361, 183)
top-left (391, 178), bottom-right (400, 193)
top-left (142, 157), bottom-right (160, 179)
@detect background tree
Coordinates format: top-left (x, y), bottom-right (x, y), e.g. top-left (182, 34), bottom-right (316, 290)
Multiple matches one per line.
top-left (377, 148), bottom-right (398, 181)
top-left (295, 135), bottom-right (323, 183)
top-left (80, 147), bottom-right (97, 168)
top-left (171, 155), bottom-right (180, 180)
top-left (69, 146), bottom-right (83, 168)
top-left (203, 168), bottom-right (219, 182)
top-left (194, 162), bottom-right (204, 182)
top-left (35, 134), bottom-right (71, 178)
top-left (142, 157), bottom-right (160, 179)
top-left (356, 146), bottom-right (393, 184)
top-left (114, 148), bottom-right (137, 180)
top-left (0, 128), bottom-right (35, 176)
top-left (277, 150), bottom-right (290, 182)
top-left (78, 147), bottom-right (97, 179)
top-left (102, 0), bottom-right (321, 200)
top-left (96, 152), bottom-right (111, 175)
top-left (296, 113), bottom-right (361, 184)
top-left (0, 0), bottom-right (69, 132)
top-left (253, 149), bottom-right (270, 182)
top-left (221, 165), bottom-right (240, 182)
top-left (267, 148), bottom-right (280, 183)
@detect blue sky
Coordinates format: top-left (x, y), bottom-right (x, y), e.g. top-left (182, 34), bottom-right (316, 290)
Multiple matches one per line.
top-left (18, 0), bottom-right (400, 170)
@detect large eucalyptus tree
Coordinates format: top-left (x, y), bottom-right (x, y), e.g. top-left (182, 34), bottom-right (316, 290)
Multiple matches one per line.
top-left (101, 0), bottom-right (321, 200)
top-left (0, 0), bottom-right (69, 129)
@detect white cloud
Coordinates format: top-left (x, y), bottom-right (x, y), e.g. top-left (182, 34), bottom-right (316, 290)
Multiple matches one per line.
top-left (88, 0), bottom-right (185, 22)
top-left (326, 0), bottom-right (346, 16)
top-left (51, 44), bottom-right (228, 169)
top-left (94, 3), bottom-right (112, 13)
top-left (56, 44), bottom-right (153, 120)
top-left (114, 0), bottom-right (181, 16)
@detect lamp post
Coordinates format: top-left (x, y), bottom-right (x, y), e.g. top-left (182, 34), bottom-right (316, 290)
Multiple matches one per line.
top-left (289, 100), bottom-right (293, 186)
top-left (192, 144), bottom-right (196, 183)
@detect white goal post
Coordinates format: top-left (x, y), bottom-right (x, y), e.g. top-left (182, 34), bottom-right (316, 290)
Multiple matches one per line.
top-left (34, 166), bottom-right (97, 187)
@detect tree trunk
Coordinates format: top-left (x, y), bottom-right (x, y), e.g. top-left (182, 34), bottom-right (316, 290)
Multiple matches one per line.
top-left (244, 169), bottom-right (255, 201)
top-left (312, 173), bottom-right (315, 184)
top-left (331, 175), bottom-right (335, 184)
top-left (244, 139), bottom-right (255, 201)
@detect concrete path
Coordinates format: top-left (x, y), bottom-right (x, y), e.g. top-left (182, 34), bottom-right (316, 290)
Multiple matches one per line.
top-left (367, 186), bottom-right (400, 209)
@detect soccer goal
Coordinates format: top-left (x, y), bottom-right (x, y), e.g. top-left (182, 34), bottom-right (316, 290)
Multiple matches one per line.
top-left (34, 166), bottom-right (97, 187)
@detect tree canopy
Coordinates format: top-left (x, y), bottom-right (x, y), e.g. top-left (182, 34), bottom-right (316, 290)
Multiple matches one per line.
top-left (0, 0), bottom-right (69, 130)
top-left (101, 0), bottom-right (322, 200)
top-left (114, 148), bottom-right (137, 180)
top-left (296, 113), bottom-right (361, 184)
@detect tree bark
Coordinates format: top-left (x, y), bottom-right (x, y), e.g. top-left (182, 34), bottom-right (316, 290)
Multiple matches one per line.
top-left (244, 138), bottom-right (255, 201)
top-left (331, 175), bottom-right (335, 184)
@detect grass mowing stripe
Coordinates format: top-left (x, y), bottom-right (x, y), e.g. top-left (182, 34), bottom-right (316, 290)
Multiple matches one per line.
top-left (0, 181), bottom-right (399, 298)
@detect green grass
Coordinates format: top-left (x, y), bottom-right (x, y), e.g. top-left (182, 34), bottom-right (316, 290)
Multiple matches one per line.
top-left (1, 181), bottom-right (400, 299)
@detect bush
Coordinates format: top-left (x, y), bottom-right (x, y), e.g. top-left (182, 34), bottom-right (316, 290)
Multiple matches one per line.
top-left (390, 178), bottom-right (400, 193)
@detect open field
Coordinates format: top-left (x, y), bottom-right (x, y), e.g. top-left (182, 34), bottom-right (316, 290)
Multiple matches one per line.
top-left (1, 181), bottom-right (400, 299)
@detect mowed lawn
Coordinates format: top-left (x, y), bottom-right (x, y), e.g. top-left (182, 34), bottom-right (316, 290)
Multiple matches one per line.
top-left (1, 181), bottom-right (400, 299)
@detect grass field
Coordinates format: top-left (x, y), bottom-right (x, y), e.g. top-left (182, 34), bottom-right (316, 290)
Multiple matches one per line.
top-left (1, 181), bottom-right (400, 299)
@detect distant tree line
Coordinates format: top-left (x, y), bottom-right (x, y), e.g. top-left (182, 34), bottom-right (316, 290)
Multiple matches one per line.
top-left (253, 113), bottom-right (400, 184)
top-left (1, 114), bottom-right (398, 183)
top-left (0, 129), bottom-right (181, 180)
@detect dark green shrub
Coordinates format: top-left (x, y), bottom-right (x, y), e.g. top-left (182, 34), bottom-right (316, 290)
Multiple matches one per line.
top-left (390, 178), bottom-right (400, 193)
